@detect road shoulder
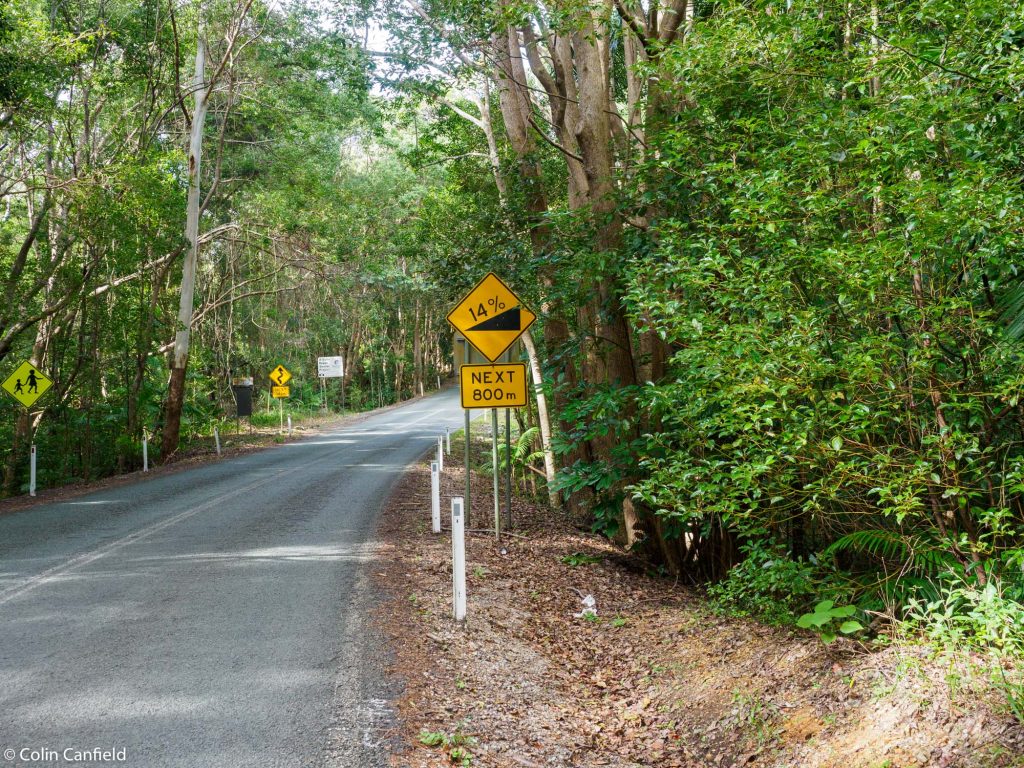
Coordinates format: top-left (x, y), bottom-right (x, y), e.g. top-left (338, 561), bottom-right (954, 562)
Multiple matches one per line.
top-left (374, 458), bottom-right (1024, 768)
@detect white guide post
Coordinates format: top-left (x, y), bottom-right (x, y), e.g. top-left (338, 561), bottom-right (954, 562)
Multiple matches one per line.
top-left (142, 432), bottom-right (149, 472)
top-left (452, 497), bottom-right (466, 621)
top-left (437, 436), bottom-right (443, 473)
top-left (214, 426), bottom-right (221, 456)
top-left (287, 414), bottom-right (292, 436)
top-left (446, 427), bottom-right (451, 455)
top-left (431, 461), bottom-right (441, 534)
top-left (29, 444), bottom-right (36, 497)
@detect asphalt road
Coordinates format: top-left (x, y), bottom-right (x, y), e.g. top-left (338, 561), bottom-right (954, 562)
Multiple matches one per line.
top-left (0, 389), bottom-right (466, 768)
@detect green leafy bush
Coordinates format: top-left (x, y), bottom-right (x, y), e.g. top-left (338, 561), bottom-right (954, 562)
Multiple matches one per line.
top-left (707, 542), bottom-right (824, 624)
top-left (906, 579), bottom-right (1024, 657)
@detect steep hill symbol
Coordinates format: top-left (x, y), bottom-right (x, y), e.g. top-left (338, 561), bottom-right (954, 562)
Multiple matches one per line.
top-left (468, 306), bottom-right (521, 332)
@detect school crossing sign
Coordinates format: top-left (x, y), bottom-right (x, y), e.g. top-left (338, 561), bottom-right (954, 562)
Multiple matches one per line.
top-left (2, 361), bottom-right (53, 408)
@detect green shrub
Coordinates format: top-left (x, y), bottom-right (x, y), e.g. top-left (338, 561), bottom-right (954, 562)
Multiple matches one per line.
top-left (707, 542), bottom-right (826, 624)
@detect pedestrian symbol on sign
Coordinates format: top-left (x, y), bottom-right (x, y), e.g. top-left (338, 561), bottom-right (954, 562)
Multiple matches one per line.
top-left (1, 362), bottom-right (54, 408)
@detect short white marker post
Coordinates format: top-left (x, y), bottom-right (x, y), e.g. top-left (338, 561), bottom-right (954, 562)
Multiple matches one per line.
top-left (446, 427), bottom-right (451, 455)
top-left (437, 436), bottom-right (444, 473)
top-left (214, 426), bottom-right (221, 456)
top-left (142, 432), bottom-right (149, 472)
top-left (287, 414), bottom-right (292, 436)
top-left (431, 461), bottom-right (441, 534)
top-left (452, 497), bottom-right (466, 621)
top-left (29, 444), bottom-right (37, 497)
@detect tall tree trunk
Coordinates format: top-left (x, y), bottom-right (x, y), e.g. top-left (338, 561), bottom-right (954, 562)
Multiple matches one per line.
top-left (521, 329), bottom-right (559, 508)
top-left (162, 31), bottom-right (208, 461)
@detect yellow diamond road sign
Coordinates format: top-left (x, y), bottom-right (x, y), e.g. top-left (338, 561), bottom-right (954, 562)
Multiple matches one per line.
top-left (269, 364), bottom-right (292, 387)
top-left (2, 361), bottom-right (53, 408)
top-left (447, 273), bottom-right (536, 363)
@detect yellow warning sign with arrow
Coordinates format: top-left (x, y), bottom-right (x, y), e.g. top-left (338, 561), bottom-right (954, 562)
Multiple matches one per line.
top-left (2, 361), bottom-right (53, 408)
top-left (269, 364), bottom-right (292, 387)
top-left (447, 273), bottom-right (536, 363)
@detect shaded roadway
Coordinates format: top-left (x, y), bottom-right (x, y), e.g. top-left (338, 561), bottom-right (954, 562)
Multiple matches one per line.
top-left (0, 389), bottom-right (465, 767)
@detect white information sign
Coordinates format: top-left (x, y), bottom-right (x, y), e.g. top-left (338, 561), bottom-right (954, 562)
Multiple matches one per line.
top-left (317, 356), bottom-right (344, 378)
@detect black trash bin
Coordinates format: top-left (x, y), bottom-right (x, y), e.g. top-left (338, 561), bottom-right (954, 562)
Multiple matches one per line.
top-left (231, 377), bottom-right (254, 417)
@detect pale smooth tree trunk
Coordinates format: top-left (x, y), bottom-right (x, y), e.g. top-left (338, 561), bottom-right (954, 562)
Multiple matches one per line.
top-left (162, 32), bottom-right (208, 460)
top-left (521, 329), bottom-right (559, 509)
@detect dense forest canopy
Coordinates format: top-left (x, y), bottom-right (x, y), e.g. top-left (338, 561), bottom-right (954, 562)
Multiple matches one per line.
top-left (4, 0), bottom-right (1024, 648)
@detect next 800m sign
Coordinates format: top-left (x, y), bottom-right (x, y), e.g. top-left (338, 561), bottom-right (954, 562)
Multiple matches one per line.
top-left (460, 363), bottom-right (527, 408)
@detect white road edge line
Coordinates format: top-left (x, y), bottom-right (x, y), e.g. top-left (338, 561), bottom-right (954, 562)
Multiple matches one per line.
top-left (0, 468), bottom-right (293, 607)
top-left (0, 399), bottom-right (461, 607)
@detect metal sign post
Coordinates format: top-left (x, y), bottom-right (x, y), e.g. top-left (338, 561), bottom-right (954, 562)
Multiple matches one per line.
top-left (464, 409), bottom-right (471, 528)
top-left (2, 362), bottom-right (53, 499)
top-left (505, 408), bottom-right (512, 530)
top-left (491, 408), bottom-right (500, 543)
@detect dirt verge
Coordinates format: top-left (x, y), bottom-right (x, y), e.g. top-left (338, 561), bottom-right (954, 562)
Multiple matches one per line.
top-left (374, 455), bottom-right (1024, 768)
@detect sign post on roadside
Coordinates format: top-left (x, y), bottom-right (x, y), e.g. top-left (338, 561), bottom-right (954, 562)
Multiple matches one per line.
top-left (447, 274), bottom-right (535, 545)
top-left (269, 364), bottom-right (292, 434)
top-left (2, 361), bottom-right (54, 497)
top-left (317, 356), bottom-right (344, 412)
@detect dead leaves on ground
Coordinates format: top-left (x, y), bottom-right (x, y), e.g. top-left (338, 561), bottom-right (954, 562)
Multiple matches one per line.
top-left (373, 462), bottom-right (1024, 768)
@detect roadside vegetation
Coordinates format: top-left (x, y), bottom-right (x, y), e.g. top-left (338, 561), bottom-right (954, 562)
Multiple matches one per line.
top-left (4, 0), bottom-right (1024, 731)
top-left (0, 0), bottom-right (449, 489)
